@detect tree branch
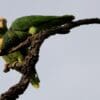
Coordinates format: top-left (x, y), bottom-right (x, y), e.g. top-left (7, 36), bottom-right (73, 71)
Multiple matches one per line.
top-left (0, 18), bottom-right (100, 100)
top-left (0, 18), bottom-right (100, 55)
top-left (0, 75), bottom-right (29, 100)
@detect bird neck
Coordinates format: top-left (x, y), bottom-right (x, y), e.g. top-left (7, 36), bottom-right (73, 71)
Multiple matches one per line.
top-left (0, 27), bottom-right (8, 37)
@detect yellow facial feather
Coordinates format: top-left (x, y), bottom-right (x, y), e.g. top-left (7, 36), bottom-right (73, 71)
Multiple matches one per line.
top-left (0, 38), bottom-right (3, 49)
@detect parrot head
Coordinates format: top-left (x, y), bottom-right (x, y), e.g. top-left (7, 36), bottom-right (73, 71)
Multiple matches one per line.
top-left (0, 17), bottom-right (8, 53)
top-left (0, 17), bottom-right (6, 28)
top-left (0, 17), bottom-right (8, 37)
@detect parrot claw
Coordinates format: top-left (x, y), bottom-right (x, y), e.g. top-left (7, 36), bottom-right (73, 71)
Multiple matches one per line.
top-left (3, 64), bottom-right (10, 73)
top-left (3, 61), bottom-right (19, 73)
top-left (11, 61), bottom-right (18, 68)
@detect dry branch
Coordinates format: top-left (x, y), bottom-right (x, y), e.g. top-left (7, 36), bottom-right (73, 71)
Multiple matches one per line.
top-left (0, 18), bottom-right (100, 100)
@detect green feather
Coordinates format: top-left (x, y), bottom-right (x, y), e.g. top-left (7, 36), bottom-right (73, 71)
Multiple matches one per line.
top-left (10, 15), bottom-right (74, 32)
top-left (0, 30), bottom-right (29, 51)
top-left (30, 70), bottom-right (40, 88)
top-left (1, 30), bottom-right (40, 89)
top-left (28, 26), bottom-right (37, 35)
top-left (0, 14), bottom-right (74, 89)
top-left (3, 51), bottom-right (23, 64)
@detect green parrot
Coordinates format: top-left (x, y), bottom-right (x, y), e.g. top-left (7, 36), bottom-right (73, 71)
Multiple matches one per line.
top-left (0, 15), bottom-right (75, 88)
top-left (0, 30), bottom-right (40, 88)
top-left (0, 15), bottom-right (74, 51)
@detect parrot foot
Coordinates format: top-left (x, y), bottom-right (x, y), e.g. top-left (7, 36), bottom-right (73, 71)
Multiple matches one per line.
top-left (3, 61), bottom-right (19, 73)
top-left (3, 64), bottom-right (10, 73)
top-left (11, 61), bottom-right (18, 69)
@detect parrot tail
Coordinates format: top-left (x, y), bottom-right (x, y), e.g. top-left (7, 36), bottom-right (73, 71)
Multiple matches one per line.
top-left (58, 15), bottom-right (75, 22)
top-left (39, 15), bottom-right (75, 29)
top-left (30, 69), bottom-right (40, 89)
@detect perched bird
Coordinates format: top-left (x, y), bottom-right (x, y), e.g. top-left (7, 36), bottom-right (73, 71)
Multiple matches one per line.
top-left (0, 15), bottom-right (75, 88)
top-left (0, 15), bottom-right (74, 51)
top-left (10, 15), bottom-right (74, 33)
top-left (0, 17), bottom-right (40, 88)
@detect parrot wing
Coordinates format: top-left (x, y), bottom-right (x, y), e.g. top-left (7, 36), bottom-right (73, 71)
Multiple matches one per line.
top-left (0, 30), bottom-right (29, 52)
top-left (10, 15), bottom-right (75, 32)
